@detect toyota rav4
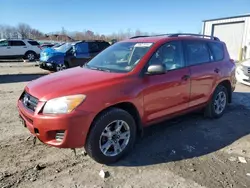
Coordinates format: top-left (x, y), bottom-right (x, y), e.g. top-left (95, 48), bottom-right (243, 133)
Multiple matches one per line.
top-left (17, 33), bottom-right (236, 164)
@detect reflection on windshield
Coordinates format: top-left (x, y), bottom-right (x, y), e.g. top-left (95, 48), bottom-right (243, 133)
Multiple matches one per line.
top-left (85, 42), bottom-right (153, 73)
top-left (55, 43), bottom-right (72, 53)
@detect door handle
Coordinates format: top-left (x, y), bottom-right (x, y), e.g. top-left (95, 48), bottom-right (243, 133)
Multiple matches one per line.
top-left (181, 75), bottom-right (190, 81)
top-left (7, 47), bottom-right (11, 49)
top-left (214, 68), bottom-right (220, 73)
top-left (23, 47), bottom-right (27, 48)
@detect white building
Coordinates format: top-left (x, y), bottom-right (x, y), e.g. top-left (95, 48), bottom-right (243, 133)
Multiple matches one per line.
top-left (202, 14), bottom-right (250, 61)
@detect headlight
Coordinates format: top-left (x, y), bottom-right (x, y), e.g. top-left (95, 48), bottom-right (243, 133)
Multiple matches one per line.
top-left (43, 94), bottom-right (86, 114)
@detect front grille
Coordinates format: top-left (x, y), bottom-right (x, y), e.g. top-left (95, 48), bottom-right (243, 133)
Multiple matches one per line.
top-left (248, 67), bottom-right (250, 74)
top-left (21, 91), bottom-right (38, 112)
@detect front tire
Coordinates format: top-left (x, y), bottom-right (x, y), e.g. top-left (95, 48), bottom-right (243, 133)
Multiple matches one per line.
top-left (85, 108), bottom-right (137, 164)
top-left (205, 85), bottom-right (228, 118)
top-left (56, 63), bottom-right (68, 71)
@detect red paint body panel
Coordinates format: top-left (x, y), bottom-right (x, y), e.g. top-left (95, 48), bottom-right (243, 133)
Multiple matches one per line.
top-left (17, 36), bottom-right (236, 148)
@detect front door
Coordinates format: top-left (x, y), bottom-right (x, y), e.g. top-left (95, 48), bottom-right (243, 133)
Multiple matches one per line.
top-left (143, 41), bottom-right (191, 123)
top-left (8, 40), bottom-right (27, 56)
top-left (69, 42), bottom-right (90, 67)
top-left (0, 40), bottom-right (9, 57)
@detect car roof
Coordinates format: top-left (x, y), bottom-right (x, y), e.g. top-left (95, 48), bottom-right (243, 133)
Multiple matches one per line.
top-left (123, 33), bottom-right (221, 43)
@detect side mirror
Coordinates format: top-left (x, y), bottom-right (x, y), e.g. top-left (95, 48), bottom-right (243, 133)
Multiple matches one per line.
top-left (146, 64), bottom-right (165, 75)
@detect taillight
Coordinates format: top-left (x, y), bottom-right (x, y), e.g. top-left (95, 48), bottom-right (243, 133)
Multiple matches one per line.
top-left (230, 59), bottom-right (235, 63)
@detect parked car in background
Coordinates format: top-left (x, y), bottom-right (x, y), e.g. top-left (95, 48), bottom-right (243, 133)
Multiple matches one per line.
top-left (0, 39), bottom-right (41, 61)
top-left (39, 40), bottom-right (110, 71)
top-left (40, 43), bottom-right (55, 49)
top-left (17, 33), bottom-right (236, 164)
top-left (236, 58), bottom-right (250, 86)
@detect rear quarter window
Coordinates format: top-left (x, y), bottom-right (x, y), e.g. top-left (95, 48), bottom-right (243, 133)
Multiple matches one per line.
top-left (208, 42), bottom-right (224, 61)
top-left (28, 41), bottom-right (40, 46)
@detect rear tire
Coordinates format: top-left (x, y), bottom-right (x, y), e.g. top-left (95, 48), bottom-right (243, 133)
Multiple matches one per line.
top-left (85, 108), bottom-right (137, 164)
top-left (204, 85), bottom-right (228, 118)
top-left (24, 51), bottom-right (36, 61)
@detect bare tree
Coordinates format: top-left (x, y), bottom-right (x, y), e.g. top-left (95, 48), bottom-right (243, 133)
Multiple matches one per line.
top-left (17, 23), bottom-right (31, 38)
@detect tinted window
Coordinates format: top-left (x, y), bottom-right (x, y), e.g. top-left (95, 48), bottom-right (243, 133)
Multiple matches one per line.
top-left (88, 42), bottom-right (99, 53)
top-left (208, 42), bottom-right (224, 61)
top-left (0, 40), bottom-right (8, 47)
top-left (185, 41), bottom-right (210, 66)
top-left (28, 41), bottom-right (40, 46)
top-left (9, 40), bottom-right (26, 46)
top-left (98, 42), bottom-right (110, 50)
top-left (148, 41), bottom-right (185, 70)
top-left (75, 42), bottom-right (89, 54)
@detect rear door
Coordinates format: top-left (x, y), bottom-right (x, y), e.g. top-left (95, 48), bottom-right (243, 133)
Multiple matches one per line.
top-left (8, 40), bottom-right (27, 56)
top-left (183, 40), bottom-right (221, 107)
top-left (143, 41), bottom-right (191, 122)
top-left (88, 42), bottom-right (100, 57)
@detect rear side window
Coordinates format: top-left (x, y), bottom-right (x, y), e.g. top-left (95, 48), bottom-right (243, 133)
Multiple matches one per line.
top-left (184, 41), bottom-right (210, 66)
top-left (88, 42), bottom-right (100, 53)
top-left (208, 42), bottom-right (224, 61)
top-left (28, 41), bottom-right (40, 46)
top-left (9, 40), bottom-right (26, 46)
top-left (98, 42), bottom-right (110, 50)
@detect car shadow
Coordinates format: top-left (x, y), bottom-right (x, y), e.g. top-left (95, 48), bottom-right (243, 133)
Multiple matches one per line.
top-left (0, 73), bottom-right (47, 84)
top-left (113, 91), bottom-right (250, 167)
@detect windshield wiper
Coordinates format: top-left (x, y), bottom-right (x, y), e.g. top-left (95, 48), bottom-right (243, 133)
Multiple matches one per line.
top-left (84, 64), bottom-right (111, 72)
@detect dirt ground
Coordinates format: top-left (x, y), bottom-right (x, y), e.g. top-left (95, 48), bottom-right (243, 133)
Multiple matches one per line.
top-left (1, 61), bottom-right (250, 188)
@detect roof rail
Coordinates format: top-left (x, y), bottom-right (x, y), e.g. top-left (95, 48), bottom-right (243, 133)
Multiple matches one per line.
top-left (130, 33), bottom-right (220, 41)
top-left (168, 33), bottom-right (220, 41)
top-left (130, 35), bottom-right (150, 39)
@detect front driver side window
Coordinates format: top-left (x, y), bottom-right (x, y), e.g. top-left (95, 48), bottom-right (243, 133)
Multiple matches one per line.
top-left (0, 40), bottom-right (8, 47)
top-left (148, 41), bottom-right (185, 70)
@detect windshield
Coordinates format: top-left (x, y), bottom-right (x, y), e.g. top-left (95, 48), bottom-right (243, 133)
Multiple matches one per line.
top-left (85, 42), bottom-right (153, 73)
top-left (55, 43), bottom-right (72, 53)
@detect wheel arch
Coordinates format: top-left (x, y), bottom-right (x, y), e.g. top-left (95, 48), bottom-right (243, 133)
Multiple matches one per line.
top-left (89, 102), bottom-right (143, 138)
top-left (216, 79), bottom-right (232, 103)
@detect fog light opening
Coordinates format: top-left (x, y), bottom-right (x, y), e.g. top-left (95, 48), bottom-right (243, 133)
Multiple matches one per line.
top-left (55, 130), bottom-right (65, 142)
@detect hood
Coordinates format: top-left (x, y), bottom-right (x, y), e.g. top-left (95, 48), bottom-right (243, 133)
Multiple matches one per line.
top-left (41, 47), bottom-right (65, 56)
top-left (40, 47), bottom-right (65, 62)
top-left (242, 59), bottom-right (250, 67)
top-left (25, 67), bottom-right (125, 101)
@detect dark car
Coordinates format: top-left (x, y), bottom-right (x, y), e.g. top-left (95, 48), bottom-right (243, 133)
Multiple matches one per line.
top-left (39, 40), bottom-right (110, 71)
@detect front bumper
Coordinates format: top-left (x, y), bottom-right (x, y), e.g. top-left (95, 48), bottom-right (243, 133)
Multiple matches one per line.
top-left (236, 67), bottom-right (250, 86)
top-left (17, 99), bottom-right (95, 148)
top-left (39, 61), bottom-right (57, 71)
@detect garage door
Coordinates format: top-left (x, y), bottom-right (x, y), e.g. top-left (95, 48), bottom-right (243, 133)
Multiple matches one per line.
top-left (212, 22), bottom-right (245, 61)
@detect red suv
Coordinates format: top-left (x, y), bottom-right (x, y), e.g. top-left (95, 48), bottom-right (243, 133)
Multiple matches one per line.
top-left (17, 33), bottom-right (236, 164)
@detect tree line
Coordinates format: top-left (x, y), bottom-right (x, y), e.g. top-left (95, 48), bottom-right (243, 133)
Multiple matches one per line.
top-left (0, 23), bottom-right (155, 42)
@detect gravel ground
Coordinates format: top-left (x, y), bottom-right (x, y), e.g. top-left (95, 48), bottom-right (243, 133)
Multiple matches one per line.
top-left (1, 62), bottom-right (250, 188)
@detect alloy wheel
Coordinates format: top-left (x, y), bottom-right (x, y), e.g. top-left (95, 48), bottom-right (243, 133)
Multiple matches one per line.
top-left (214, 91), bottom-right (227, 115)
top-left (99, 120), bottom-right (130, 157)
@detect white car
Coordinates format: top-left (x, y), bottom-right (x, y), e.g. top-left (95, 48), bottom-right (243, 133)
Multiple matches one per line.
top-left (0, 39), bottom-right (41, 61)
top-left (236, 59), bottom-right (250, 86)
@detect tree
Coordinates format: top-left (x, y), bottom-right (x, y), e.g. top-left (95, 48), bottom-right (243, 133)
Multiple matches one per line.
top-left (17, 23), bottom-right (31, 38)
